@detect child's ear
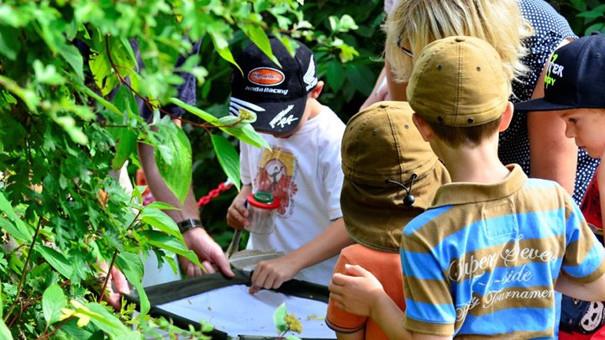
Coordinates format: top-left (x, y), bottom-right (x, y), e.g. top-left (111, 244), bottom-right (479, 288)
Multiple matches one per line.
top-left (309, 80), bottom-right (324, 99)
top-left (412, 113), bottom-right (433, 142)
top-left (499, 102), bottom-right (514, 132)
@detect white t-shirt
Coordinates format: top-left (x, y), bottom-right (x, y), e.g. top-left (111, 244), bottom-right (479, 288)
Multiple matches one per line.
top-left (240, 106), bottom-right (345, 285)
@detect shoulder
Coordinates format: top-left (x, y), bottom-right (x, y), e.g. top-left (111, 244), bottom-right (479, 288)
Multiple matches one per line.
top-left (519, 0), bottom-right (575, 39)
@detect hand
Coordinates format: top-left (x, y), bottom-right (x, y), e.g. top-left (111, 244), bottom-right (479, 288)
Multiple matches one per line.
top-left (98, 263), bottom-right (130, 310)
top-left (226, 195), bottom-right (249, 230)
top-left (249, 255), bottom-right (301, 294)
top-left (179, 227), bottom-right (235, 278)
top-left (329, 264), bottom-right (385, 318)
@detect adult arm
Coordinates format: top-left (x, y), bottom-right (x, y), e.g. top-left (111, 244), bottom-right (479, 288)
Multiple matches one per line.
top-left (138, 139), bottom-right (234, 277)
top-left (360, 67), bottom-right (389, 111)
top-left (249, 217), bottom-right (352, 292)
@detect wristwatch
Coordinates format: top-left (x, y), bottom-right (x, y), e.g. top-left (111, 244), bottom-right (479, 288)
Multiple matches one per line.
top-left (177, 218), bottom-right (203, 234)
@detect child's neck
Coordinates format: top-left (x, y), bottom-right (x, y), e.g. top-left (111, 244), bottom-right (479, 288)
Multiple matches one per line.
top-left (437, 137), bottom-right (510, 184)
top-left (306, 98), bottom-right (323, 120)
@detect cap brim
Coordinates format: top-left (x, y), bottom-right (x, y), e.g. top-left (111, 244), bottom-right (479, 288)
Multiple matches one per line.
top-left (514, 98), bottom-right (576, 112)
top-left (229, 96), bottom-right (307, 135)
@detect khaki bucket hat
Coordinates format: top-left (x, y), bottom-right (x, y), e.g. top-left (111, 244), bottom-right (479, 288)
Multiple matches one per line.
top-left (341, 101), bottom-right (450, 252)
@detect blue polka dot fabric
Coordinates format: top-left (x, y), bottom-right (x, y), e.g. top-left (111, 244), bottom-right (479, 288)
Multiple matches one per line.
top-left (500, 0), bottom-right (600, 204)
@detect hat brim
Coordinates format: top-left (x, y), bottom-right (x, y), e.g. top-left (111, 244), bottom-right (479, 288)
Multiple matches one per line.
top-left (230, 96), bottom-right (307, 135)
top-left (341, 160), bottom-right (450, 252)
top-left (514, 98), bottom-right (576, 112)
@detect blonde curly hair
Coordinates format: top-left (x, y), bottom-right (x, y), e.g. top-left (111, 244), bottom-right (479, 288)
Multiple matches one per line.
top-left (385, 0), bottom-right (532, 84)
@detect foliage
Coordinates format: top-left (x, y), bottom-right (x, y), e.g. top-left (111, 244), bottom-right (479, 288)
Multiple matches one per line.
top-left (0, 0), bottom-right (361, 338)
top-left (549, 0), bottom-right (605, 35)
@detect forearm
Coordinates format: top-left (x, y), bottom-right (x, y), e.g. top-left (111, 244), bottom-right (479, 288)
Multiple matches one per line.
top-left (137, 141), bottom-right (199, 221)
top-left (367, 292), bottom-right (410, 340)
top-left (528, 111), bottom-right (578, 194)
top-left (556, 272), bottom-right (605, 301)
top-left (287, 218), bottom-right (352, 272)
top-left (385, 61), bottom-right (408, 102)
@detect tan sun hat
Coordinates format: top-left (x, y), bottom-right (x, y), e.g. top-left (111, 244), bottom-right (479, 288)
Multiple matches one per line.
top-left (340, 101), bottom-right (450, 252)
top-left (407, 36), bottom-right (511, 127)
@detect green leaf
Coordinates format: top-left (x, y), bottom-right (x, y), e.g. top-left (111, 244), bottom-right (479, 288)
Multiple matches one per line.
top-left (89, 51), bottom-right (120, 96)
top-left (42, 283), bottom-right (67, 326)
top-left (111, 128), bottom-right (137, 170)
top-left (116, 253), bottom-right (150, 315)
top-left (59, 45), bottom-right (84, 81)
top-left (143, 201), bottom-right (179, 211)
top-left (325, 61), bottom-right (344, 92)
top-left (138, 230), bottom-right (200, 267)
top-left (153, 119), bottom-right (192, 203)
top-left (169, 98), bottom-right (269, 149)
top-left (83, 302), bottom-right (140, 339)
top-left (273, 303), bottom-right (288, 333)
top-left (0, 319), bottom-right (12, 340)
top-left (140, 207), bottom-right (183, 240)
top-left (0, 25), bottom-right (20, 60)
top-left (0, 191), bottom-right (32, 241)
top-left (210, 134), bottom-right (240, 191)
top-left (242, 25), bottom-right (281, 67)
top-left (210, 32), bottom-right (242, 75)
top-left (35, 246), bottom-right (74, 279)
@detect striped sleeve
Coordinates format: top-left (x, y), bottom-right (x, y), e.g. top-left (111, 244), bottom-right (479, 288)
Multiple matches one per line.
top-left (562, 196), bottom-right (605, 283)
top-left (401, 230), bottom-right (455, 336)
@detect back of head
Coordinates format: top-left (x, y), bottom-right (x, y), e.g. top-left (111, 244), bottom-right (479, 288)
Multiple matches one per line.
top-left (229, 37), bottom-right (318, 136)
top-left (340, 101), bottom-right (450, 252)
top-left (385, 0), bottom-right (530, 83)
top-left (407, 36), bottom-right (511, 146)
top-left (516, 34), bottom-right (605, 112)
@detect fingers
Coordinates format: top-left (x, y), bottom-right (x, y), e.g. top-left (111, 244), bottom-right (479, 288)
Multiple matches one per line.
top-left (212, 253), bottom-right (235, 278)
top-left (226, 200), bottom-right (248, 229)
top-left (202, 260), bottom-right (216, 274)
top-left (110, 267), bottom-right (130, 294)
top-left (344, 263), bottom-right (369, 277)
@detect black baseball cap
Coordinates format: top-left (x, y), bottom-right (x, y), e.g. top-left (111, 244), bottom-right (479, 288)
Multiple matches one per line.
top-left (228, 37), bottom-right (318, 135)
top-left (515, 34), bottom-right (605, 112)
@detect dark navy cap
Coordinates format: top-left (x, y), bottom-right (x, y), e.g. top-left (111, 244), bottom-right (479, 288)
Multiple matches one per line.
top-left (229, 37), bottom-right (318, 135)
top-left (515, 34), bottom-right (605, 112)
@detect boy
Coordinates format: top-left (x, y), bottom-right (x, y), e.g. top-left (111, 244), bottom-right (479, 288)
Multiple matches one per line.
top-left (226, 37), bottom-right (350, 291)
top-left (515, 34), bottom-right (605, 339)
top-left (328, 36), bottom-right (605, 339)
top-left (326, 101), bottom-right (450, 340)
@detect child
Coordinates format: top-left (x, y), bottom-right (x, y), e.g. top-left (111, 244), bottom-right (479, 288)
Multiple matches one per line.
top-left (329, 36), bottom-right (605, 339)
top-left (326, 101), bottom-right (450, 339)
top-left (226, 37), bottom-right (350, 291)
top-left (515, 34), bottom-right (605, 339)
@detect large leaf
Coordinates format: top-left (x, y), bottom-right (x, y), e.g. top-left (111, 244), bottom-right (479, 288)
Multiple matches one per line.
top-left (83, 302), bottom-right (140, 339)
top-left (153, 119), bottom-right (192, 203)
top-left (140, 207), bottom-right (183, 240)
top-left (116, 252), bottom-right (149, 315)
top-left (58, 44), bottom-right (84, 81)
top-left (0, 191), bottom-right (32, 241)
top-left (0, 319), bottom-right (12, 340)
top-left (241, 25), bottom-right (281, 67)
top-left (138, 230), bottom-right (200, 266)
top-left (168, 98), bottom-right (269, 149)
top-left (111, 127), bottom-right (137, 170)
top-left (210, 134), bottom-right (240, 190)
top-left (209, 31), bottom-right (242, 75)
top-left (35, 245), bottom-right (74, 279)
top-left (42, 283), bottom-right (67, 326)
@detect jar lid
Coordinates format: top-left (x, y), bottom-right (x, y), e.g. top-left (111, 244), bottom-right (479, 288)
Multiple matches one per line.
top-left (247, 192), bottom-right (280, 209)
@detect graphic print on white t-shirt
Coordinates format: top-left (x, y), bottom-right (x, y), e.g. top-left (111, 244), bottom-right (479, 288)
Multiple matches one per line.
top-left (255, 147), bottom-right (298, 216)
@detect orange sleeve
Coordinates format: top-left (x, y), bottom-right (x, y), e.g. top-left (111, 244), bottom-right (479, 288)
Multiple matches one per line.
top-left (326, 252), bottom-right (367, 333)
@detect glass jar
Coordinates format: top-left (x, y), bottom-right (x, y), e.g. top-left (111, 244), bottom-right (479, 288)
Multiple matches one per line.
top-left (245, 191), bottom-right (280, 234)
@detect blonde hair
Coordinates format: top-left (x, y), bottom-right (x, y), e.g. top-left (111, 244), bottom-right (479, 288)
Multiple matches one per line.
top-left (385, 0), bottom-right (532, 84)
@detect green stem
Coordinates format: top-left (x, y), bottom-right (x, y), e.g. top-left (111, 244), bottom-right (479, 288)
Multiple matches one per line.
top-left (4, 218), bottom-right (45, 324)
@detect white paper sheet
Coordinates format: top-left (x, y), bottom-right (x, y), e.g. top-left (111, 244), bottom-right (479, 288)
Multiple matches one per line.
top-left (157, 284), bottom-right (335, 338)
